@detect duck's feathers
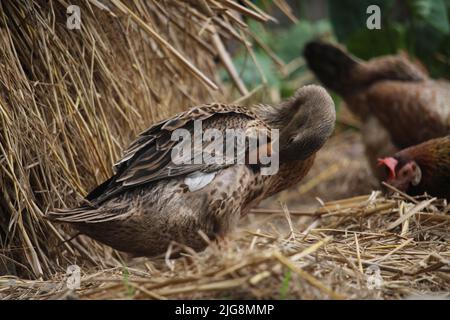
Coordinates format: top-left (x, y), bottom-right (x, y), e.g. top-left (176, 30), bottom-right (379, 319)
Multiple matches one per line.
top-left (83, 103), bottom-right (270, 205)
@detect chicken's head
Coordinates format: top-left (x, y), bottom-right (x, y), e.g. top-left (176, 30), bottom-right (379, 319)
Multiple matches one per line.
top-left (378, 157), bottom-right (422, 191)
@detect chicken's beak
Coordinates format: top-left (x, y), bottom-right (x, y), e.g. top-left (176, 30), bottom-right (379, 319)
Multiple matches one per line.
top-left (377, 157), bottom-right (398, 180)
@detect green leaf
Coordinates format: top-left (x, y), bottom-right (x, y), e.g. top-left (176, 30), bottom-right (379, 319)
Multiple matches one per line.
top-left (268, 20), bottom-right (332, 62)
top-left (345, 24), bottom-right (406, 59)
top-left (229, 51), bottom-right (281, 88)
top-left (224, 20), bottom-right (331, 89)
top-left (407, 0), bottom-right (450, 33)
top-left (279, 270), bottom-right (292, 300)
top-left (328, 0), bottom-right (395, 42)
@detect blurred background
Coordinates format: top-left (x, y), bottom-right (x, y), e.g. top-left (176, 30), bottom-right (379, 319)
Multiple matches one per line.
top-left (218, 0), bottom-right (450, 208)
top-left (224, 0), bottom-right (450, 96)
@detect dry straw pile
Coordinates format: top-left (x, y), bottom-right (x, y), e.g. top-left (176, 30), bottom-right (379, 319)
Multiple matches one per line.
top-left (0, 0), bottom-right (283, 279)
top-left (1, 191), bottom-right (449, 299)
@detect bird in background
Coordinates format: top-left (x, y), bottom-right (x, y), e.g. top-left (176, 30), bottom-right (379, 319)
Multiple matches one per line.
top-left (303, 40), bottom-right (450, 182)
top-left (47, 85), bottom-right (336, 257)
top-left (378, 135), bottom-right (450, 200)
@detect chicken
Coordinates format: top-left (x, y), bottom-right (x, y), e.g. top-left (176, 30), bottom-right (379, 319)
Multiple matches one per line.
top-left (378, 135), bottom-right (450, 200)
top-left (303, 40), bottom-right (450, 179)
top-left (47, 85), bottom-right (336, 257)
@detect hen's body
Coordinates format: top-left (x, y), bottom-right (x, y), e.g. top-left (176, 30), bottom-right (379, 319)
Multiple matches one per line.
top-left (48, 85), bottom-right (335, 257)
top-left (304, 41), bottom-right (450, 179)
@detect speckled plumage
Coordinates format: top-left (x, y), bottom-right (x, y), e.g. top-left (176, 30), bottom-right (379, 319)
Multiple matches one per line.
top-left (48, 85), bottom-right (335, 257)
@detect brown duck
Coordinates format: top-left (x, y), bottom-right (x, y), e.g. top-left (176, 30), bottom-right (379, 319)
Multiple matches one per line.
top-left (48, 85), bottom-right (335, 257)
top-left (304, 41), bottom-right (450, 179)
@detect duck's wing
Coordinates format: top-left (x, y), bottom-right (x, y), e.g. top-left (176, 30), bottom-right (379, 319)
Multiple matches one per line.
top-left (86, 103), bottom-right (271, 205)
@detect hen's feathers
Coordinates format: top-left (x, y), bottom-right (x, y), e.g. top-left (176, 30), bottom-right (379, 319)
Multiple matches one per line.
top-left (395, 135), bottom-right (450, 199)
top-left (304, 40), bottom-right (450, 173)
top-left (303, 41), bottom-right (360, 96)
top-left (304, 41), bottom-right (428, 99)
top-left (366, 81), bottom-right (450, 148)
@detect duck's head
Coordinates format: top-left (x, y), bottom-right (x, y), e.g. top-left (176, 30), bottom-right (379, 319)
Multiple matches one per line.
top-left (277, 85), bottom-right (336, 161)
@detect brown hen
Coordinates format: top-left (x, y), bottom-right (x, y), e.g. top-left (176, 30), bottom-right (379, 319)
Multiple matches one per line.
top-left (304, 41), bottom-right (450, 179)
top-left (379, 135), bottom-right (450, 200)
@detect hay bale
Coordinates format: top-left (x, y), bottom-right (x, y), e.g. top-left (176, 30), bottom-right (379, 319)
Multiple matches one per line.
top-left (0, 0), bottom-right (275, 278)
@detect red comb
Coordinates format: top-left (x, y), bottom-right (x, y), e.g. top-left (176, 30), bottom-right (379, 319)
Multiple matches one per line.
top-left (377, 157), bottom-right (398, 180)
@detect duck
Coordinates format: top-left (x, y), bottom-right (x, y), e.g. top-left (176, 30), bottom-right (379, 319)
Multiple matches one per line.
top-left (47, 85), bottom-right (336, 257)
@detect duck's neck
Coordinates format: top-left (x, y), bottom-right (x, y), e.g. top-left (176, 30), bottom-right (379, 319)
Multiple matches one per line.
top-left (263, 155), bottom-right (316, 198)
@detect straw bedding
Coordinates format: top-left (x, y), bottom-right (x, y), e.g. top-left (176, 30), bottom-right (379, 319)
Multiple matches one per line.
top-left (1, 188), bottom-right (448, 299)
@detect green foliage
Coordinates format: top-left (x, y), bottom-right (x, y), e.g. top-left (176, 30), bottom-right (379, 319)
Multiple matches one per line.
top-left (223, 0), bottom-right (449, 97)
top-left (122, 266), bottom-right (135, 298)
top-left (329, 0), bottom-right (396, 42)
top-left (345, 26), bottom-right (406, 59)
top-left (264, 20), bottom-right (331, 62)
top-left (279, 269), bottom-right (292, 300)
top-left (231, 50), bottom-right (281, 88)
top-left (328, 0), bottom-right (450, 78)
top-left (223, 20), bottom-right (331, 94)
top-left (407, 0), bottom-right (449, 33)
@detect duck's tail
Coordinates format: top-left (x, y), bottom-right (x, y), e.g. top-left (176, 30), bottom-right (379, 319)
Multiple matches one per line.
top-left (46, 204), bottom-right (126, 224)
top-left (46, 205), bottom-right (96, 223)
